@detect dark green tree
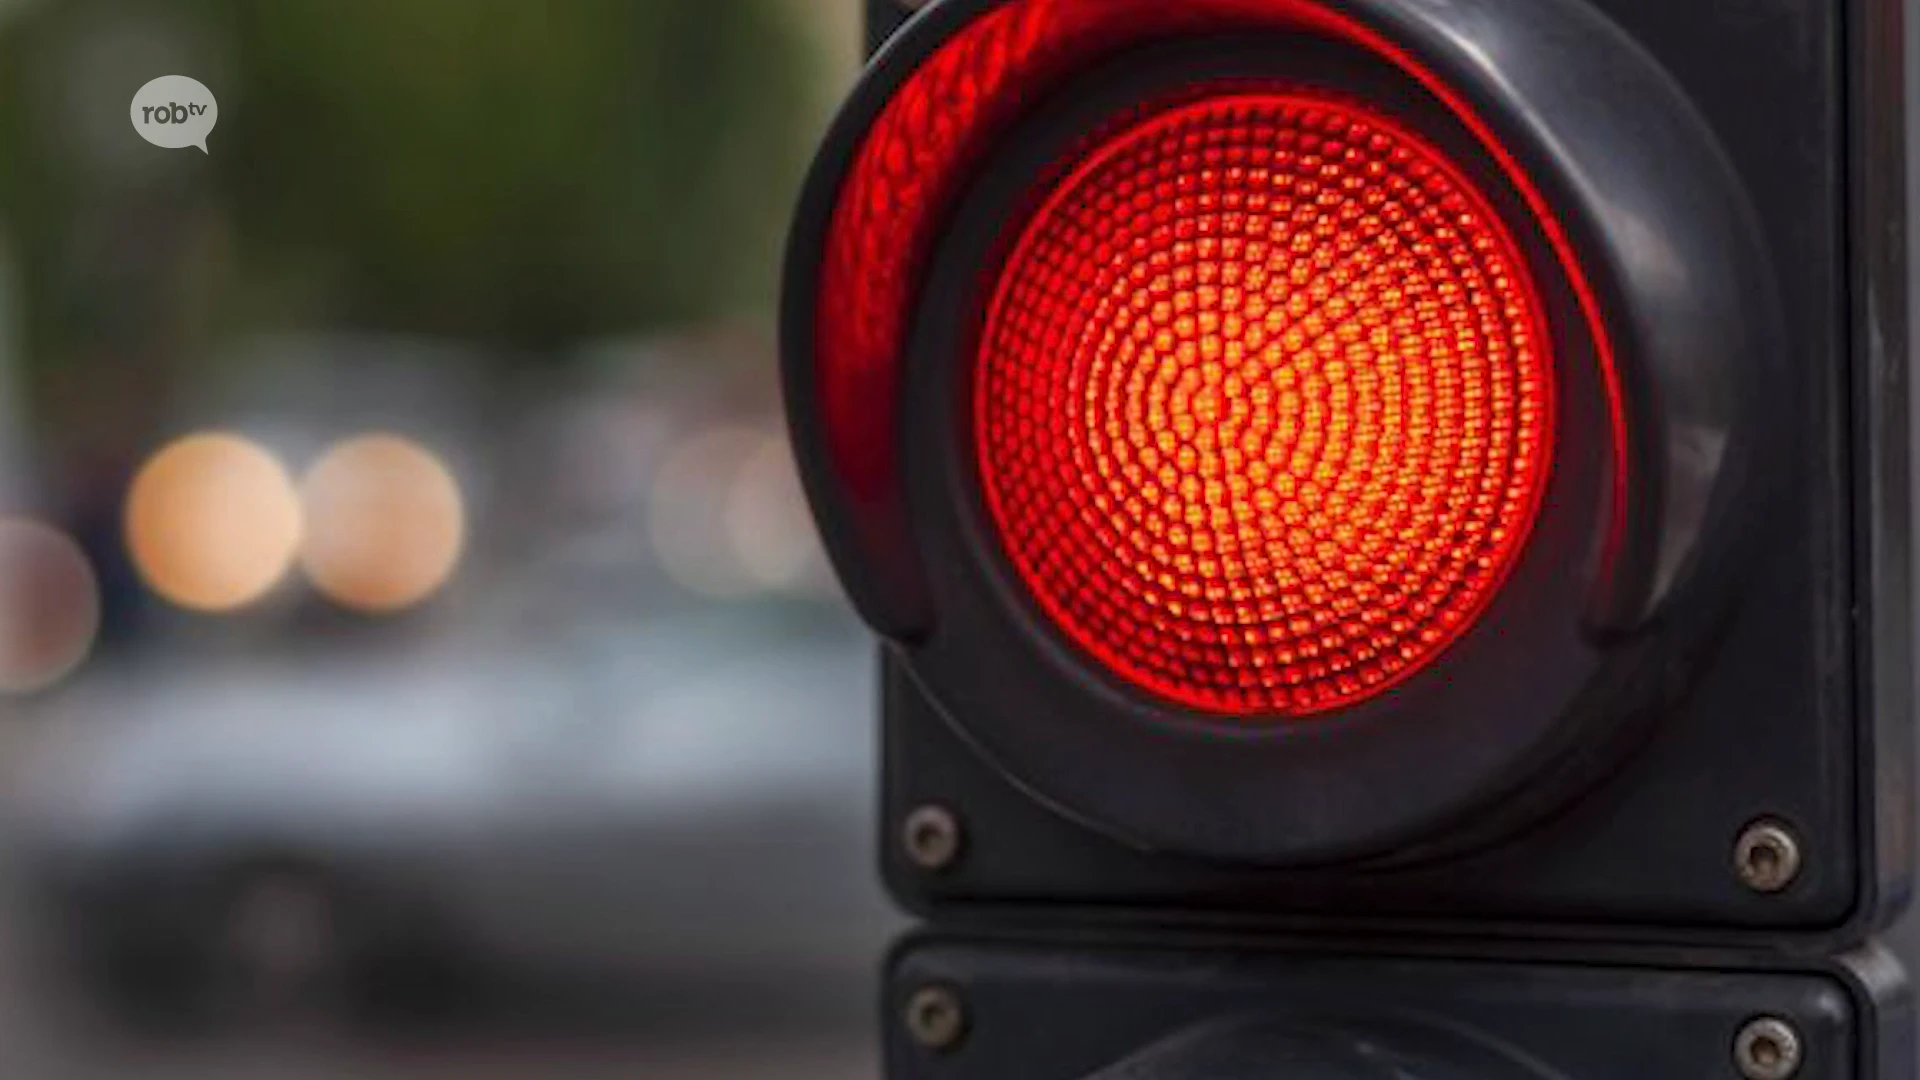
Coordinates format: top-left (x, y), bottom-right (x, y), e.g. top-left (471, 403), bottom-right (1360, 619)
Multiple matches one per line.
top-left (0, 0), bottom-right (832, 376)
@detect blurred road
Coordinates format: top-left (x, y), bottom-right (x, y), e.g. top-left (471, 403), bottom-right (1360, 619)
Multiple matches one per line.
top-left (0, 848), bottom-right (877, 1080)
top-left (0, 611), bottom-right (883, 1068)
top-left (1, 1029), bottom-right (874, 1080)
top-left (1, 1026), bottom-right (872, 1080)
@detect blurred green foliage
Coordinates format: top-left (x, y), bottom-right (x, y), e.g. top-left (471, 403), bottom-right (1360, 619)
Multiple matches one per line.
top-left (0, 0), bottom-right (831, 376)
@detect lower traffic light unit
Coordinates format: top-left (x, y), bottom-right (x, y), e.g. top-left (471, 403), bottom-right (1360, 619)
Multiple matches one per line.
top-left (886, 934), bottom-right (1911, 1080)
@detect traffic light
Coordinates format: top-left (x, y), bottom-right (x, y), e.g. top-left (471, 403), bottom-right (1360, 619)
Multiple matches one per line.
top-left (785, 0), bottom-right (1917, 1074)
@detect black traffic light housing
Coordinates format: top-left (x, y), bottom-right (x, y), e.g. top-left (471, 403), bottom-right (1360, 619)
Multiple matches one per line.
top-left (794, 0), bottom-right (1919, 1074)
top-left (787, 0), bottom-right (1920, 948)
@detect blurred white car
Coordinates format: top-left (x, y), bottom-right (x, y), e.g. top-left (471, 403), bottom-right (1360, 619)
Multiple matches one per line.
top-left (7, 601), bottom-right (896, 1020)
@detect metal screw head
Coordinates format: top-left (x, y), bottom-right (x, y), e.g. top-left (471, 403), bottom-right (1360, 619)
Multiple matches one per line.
top-left (1734, 1017), bottom-right (1804, 1080)
top-left (903, 804), bottom-right (964, 871)
top-left (904, 984), bottom-right (968, 1052)
top-left (1734, 820), bottom-right (1803, 893)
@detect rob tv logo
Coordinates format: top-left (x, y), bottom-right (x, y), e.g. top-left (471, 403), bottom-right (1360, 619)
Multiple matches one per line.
top-left (129, 75), bottom-right (218, 153)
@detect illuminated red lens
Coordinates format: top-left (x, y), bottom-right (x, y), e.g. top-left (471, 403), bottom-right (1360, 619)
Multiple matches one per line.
top-left (976, 91), bottom-right (1555, 717)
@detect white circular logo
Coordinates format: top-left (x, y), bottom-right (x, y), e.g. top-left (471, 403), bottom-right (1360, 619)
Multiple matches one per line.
top-left (129, 75), bottom-right (218, 153)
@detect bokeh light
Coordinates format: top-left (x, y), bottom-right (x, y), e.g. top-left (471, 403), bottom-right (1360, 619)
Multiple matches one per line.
top-left (725, 437), bottom-right (830, 594)
top-left (299, 434), bottom-right (467, 614)
top-left (125, 433), bottom-right (306, 613)
top-left (0, 518), bottom-right (100, 694)
top-left (651, 428), bottom-right (833, 599)
top-left (651, 427), bottom-right (766, 598)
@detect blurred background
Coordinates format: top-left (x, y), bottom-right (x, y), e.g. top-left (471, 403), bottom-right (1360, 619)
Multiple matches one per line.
top-left (0, 1), bottom-right (890, 1075)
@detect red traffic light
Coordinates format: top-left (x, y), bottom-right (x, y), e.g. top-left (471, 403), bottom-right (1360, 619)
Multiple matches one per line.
top-left (788, 0), bottom-right (1798, 866)
top-left (975, 89), bottom-right (1556, 717)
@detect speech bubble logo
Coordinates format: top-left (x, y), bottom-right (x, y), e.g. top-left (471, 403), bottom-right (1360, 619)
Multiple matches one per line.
top-left (129, 75), bottom-right (218, 154)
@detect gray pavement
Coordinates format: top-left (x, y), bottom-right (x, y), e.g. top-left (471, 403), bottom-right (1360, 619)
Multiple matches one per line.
top-left (2, 1027), bottom-right (875, 1080)
top-left (0, 875), bottom-right (877, 1079)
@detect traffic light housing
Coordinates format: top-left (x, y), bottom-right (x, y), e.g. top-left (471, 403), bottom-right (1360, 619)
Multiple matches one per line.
top-left (789, 0), bottom-right (1917, 1073)
top-left (885, 936), bottom-right (1912, 1079)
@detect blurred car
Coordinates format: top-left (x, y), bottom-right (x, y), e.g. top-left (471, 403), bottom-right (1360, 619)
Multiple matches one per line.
top-left (4, 599), bottom-right (895, 1022)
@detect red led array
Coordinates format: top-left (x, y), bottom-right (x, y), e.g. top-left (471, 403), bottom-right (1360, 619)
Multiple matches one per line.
top-left (976, 92), bottom-right (1555, 716)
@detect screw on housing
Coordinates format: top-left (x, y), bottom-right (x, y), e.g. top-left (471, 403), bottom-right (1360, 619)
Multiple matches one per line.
top-left (1733, 1016), bottom-right (1803, 1080)
top-left (903, 804), bottom-right (964, 871)
top-left (905, 983), bottom-right (969, 1052)
top-left (1734, 820), bottom-right (1803, 894)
